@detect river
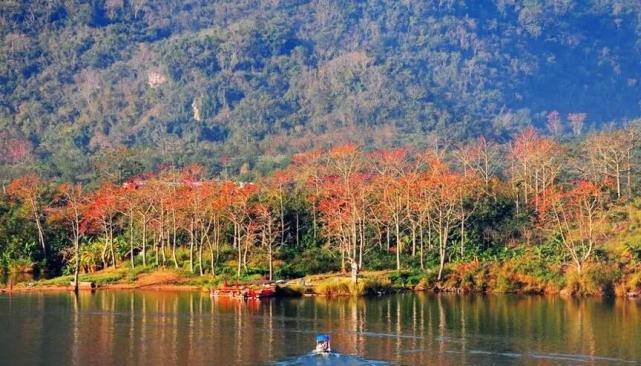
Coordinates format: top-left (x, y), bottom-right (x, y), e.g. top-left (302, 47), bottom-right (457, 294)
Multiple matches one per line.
top-left (0, 291), bottom-right (639, 365)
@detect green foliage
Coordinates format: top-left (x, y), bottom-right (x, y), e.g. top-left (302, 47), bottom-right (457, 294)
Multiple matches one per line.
top-left (39, 271), bottom-right (124, 286)
top-left (363, 250), bottom-right (398, 271)
top-left (312, 277), bottom-right (391, 296)
top-left (624, 240), bottom-right (641, 262)
top-left (388, 270), bottom-right (424, 288)
top-left (125, 266), bottom-right (152, 282)
top-left (563, 264), bottom-right (621, 297)
top-left (183, 275), bottom-right (221, 287)
top-left (277, 246), bottom-right (339, 278)
top-left (3, 1), bottom-right (641, 179)
top-left (6, 257), bottom-right (34, 274)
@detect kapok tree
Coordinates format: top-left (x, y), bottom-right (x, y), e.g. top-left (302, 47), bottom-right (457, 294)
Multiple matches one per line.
top-left (422, 155), bottom-right (466, 281)
top-left (454, 136), bottom-right (497, 193)
top-left (539, 181), bottom-right (605, 274)
top-left (6, 175), bottom-right (49, 257)
top-left (54, 183), bottom-right (86, 292)
top-left (324, 144), bottom-right (365, 277)
top-left (373, 174), bottom-right (407, 271)
top-left (83, 183), bottom-right (119, 268)
top-left (318, 176), bottom-right (352, 273)
top-left (509, 128), bottom-right (564, 212)
top-left (226, 182), bottom-right (259, 278)
top-left (290, 149), bottom-right (324, 241)
top-left (264, 170), bottom-right (291, 246)
top-left (254, 202), bottom-right (280, 280)
top-left (582, 129), bottom-right (637, 200)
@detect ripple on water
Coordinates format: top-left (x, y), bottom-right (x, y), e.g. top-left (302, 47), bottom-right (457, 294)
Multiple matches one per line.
top-left (272, 352), bottom-right (389, 366)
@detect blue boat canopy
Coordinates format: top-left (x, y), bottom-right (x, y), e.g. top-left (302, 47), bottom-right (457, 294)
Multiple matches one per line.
top-left (316, 334), bottom-right (330, 342)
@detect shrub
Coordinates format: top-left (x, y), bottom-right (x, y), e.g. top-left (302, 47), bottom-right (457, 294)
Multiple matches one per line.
top-left (491, 266), bottom-right (517, 293)
top-left (7, 258), bottom-right (34, 274)
top-left (388, 270), bottom-right (424, 288)
top-left (314, 278), bottom-right (352, 296)
top-left (443, 261), bottom-right (488, 291)
top-left (562, 264), bottom-right (620, 296)
top-left (277, 246), bottom-right (338, 278)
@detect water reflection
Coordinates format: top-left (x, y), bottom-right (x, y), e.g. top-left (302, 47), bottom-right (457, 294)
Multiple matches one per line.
top-left (0, 292), bottom-right (639, 365)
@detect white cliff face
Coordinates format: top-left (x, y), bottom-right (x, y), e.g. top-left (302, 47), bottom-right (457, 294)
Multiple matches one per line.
top-left (192, 99), bottom-right (201, 121)
top-left (147, 70), bottom-right (167, 88)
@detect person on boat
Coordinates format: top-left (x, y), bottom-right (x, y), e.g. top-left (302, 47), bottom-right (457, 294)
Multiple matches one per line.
top-left (315, 334), bottom-right (331, 353)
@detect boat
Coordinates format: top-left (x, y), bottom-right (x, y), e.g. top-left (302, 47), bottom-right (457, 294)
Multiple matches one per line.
top-left (314, 334), bottom-right (331, 353)
top-left (211, 280), bottom-right (276, 300)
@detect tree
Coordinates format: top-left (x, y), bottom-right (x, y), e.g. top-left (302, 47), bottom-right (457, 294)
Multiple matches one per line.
top-left (373, 173), bottom-right (407, 271)
top-left (227, 182), bottom-right (259, 278)
top-left (568, 113), bottom-right (587, 136)
top-left (539, 181), bottom-right (605, 273)
top-left (255, 202), bottom-right (279, 281)
top-left (422, 155), bottom-right (466, 281)
top-left (290, 149), bottom-right (324, 242)
top-left (83, 183), bottom-right (119, 269)
top-left (454, 136), bottom-right (497, 193)
top-left (582, 129), bottom-right (637, 200)
top-left (6, 176), bottom-right (48, 258)
top-left (264, 171), bottom-right (291, 247)
top-left (56, 183), bottom-right (85, 292)
top-left (323, 144), bottom-right (366, 277)
top-left (509, 128), bottom-right (564, 212)
top-left (546, 110), bottom-right (563, 137)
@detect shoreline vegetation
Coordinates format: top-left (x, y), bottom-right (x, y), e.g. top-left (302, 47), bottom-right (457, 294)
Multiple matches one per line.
top-left (3, 264), bottom-right (641, 298)
top-left (2, 127), bottom-right (641, 298)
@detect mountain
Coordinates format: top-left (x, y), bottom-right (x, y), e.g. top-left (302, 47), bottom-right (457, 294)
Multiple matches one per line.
top-left (2, 0), bottom-right (641, 180)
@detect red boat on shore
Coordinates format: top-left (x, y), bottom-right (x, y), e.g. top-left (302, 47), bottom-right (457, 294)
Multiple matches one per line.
top-left (211, 280), bottom-right (276, 300)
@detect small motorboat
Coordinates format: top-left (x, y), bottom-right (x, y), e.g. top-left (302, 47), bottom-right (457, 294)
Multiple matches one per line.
top-left (314, 334), bottom-right (331, 353)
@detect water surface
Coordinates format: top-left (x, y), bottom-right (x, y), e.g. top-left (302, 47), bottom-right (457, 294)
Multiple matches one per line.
top-left (0, 291), bottom-right (640, 365)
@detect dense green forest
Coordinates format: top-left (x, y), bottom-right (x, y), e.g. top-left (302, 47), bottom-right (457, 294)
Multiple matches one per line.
top-left (3, 0), bottom-right (641, 182)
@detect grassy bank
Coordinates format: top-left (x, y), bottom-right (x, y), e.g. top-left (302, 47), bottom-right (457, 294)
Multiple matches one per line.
top-left (4, 258), bottom-right (640, 298)
top-left (9, 267), bottom-right (213, 291)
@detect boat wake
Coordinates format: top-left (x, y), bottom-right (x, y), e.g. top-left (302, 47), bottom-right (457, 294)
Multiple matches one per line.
top-left (272, 352), bottom-right (389, 366)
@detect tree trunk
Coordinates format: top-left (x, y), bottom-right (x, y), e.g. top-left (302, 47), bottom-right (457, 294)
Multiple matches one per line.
top-left (296, 212), bottom-right (300, 247)
top-left (73, 210), bottom-right (80, 293)
top-left (419, 221), bottom-right (424, 270)
top-left (395, 218), bottom-right (401, 271)
top-left (73, 236), bottom-right (80, 293)
top-left (340, 241), bottom-right (345, 273)
top-left (109, 221), bottom-right (116, 267)
top-left (437, 221), bottom-right (449, 281)
top-left (33, 207), bottom-right (46, 258)
top-left (236, 223), bottom-right (242, 279)
top-left (129, 211), bottom-right (135, 268)
top-left (189, 218), bottom-right (194, 273)
top-left (268, 240), bottom-right (273, 281)
top-left (198, 236), bottom-right (204, 276)
top-left (312, 206), bottom-right (317, 241)
top-left (101, 232), bottom-right (109, 269)
top-left (141, 217), bottom-right (147, 267)
top-left (280, 195), bottom-right (285, 245)
top-left (411, 223), bottom-right (416, 257)
top-left (358, 220), bottom-right (364, 270)
top-left (172, 210), bottom-right (178, 269)
top-left (460, 215), bottom-right (465, 257)
top-left (386, 226), bottom-right (390, 251)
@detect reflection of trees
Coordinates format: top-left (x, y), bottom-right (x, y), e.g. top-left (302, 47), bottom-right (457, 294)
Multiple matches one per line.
top-left (11, 292), bottom-right (641, 365)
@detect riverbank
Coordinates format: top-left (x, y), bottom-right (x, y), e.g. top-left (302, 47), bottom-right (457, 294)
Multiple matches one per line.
top-left (1, 268), bottom-right (404, 295)
top-left (3, 260), bottom-right (641, 298)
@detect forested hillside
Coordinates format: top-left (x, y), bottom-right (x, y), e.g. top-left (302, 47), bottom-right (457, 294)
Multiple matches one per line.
top-left (2, 0), bottom-right (641, 181)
